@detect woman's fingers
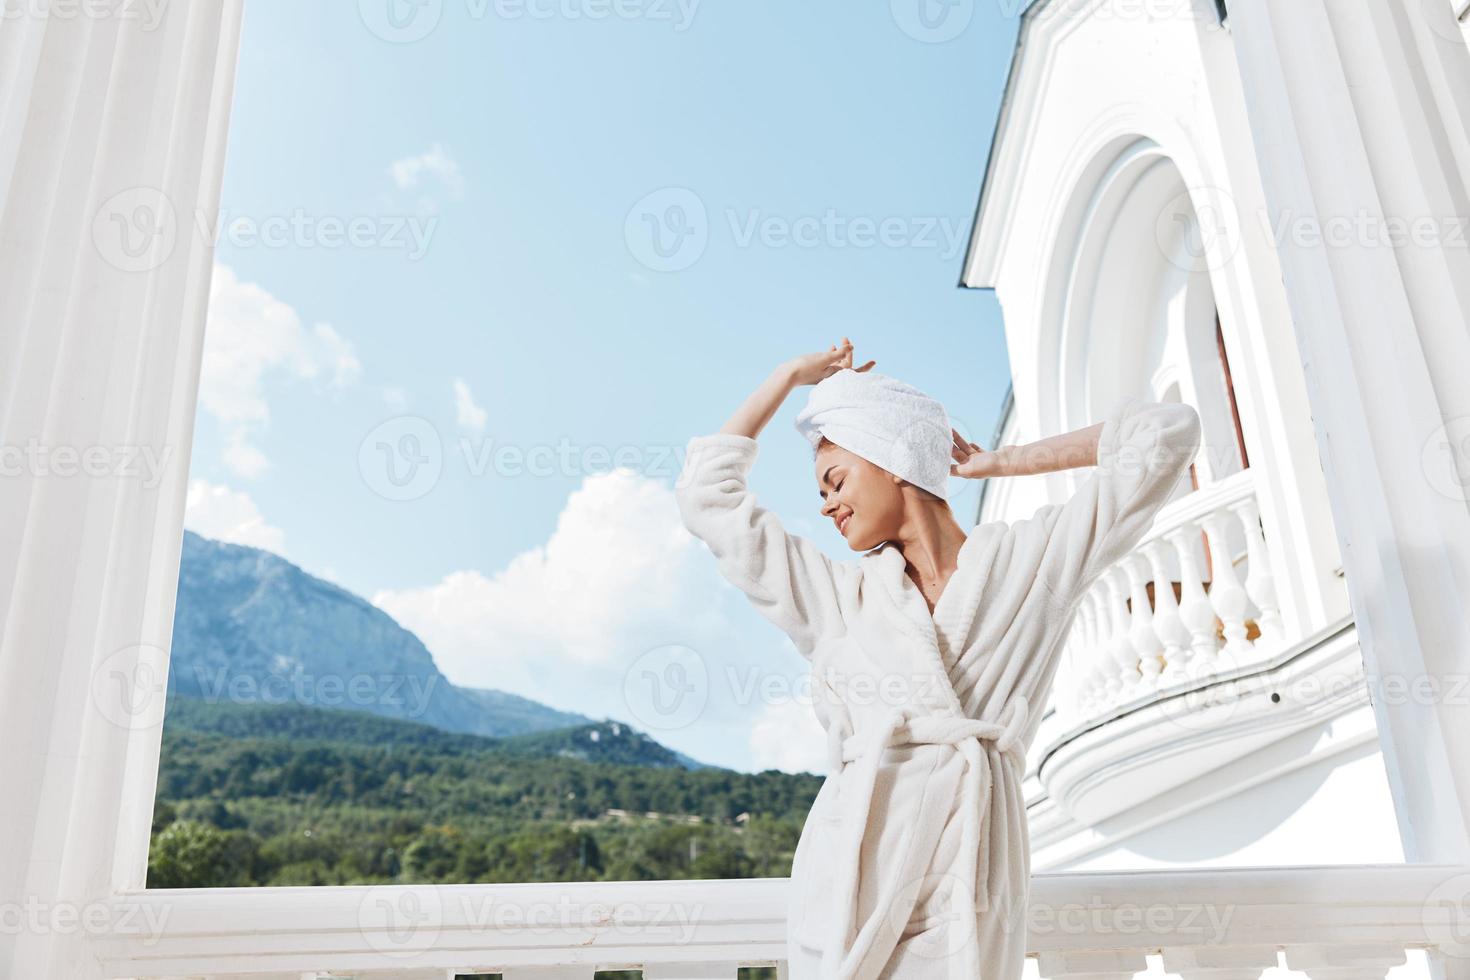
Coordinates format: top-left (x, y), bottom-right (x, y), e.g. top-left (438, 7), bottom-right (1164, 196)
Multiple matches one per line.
top-left (823, 338), bottom-right (867, 373)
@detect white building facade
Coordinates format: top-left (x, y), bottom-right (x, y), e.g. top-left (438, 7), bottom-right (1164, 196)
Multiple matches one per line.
top-left (963, 0), bottom-right (1470, 975)
top-left (967, 0), bottom-right (1395, 869)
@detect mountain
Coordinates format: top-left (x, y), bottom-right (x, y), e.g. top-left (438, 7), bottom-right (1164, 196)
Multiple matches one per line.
top-left (163, 694), bottom-right (693, 769)
top-left (170, 531), bottom-right (694, 764)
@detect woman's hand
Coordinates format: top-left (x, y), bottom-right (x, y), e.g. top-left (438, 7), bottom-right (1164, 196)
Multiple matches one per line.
top-left (950, 428), bottom-right (1009, 480)
top-left (716, 339), bottom-right (872, 440)
top-left (785, 337), bottom-right (876, 387)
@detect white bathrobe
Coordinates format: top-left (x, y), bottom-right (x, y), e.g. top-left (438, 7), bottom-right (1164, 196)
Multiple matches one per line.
top-left (674, 397), bottom-right (1202, 980)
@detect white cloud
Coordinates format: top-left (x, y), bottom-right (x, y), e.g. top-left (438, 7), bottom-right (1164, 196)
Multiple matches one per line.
top-left (223, 436), bottom-right (270, 480)
top-left (389, 143), bottom-right (464, 198)
top-left (371, 467), bottom-right (825, 771)
top-left (374, 469), bottom-right (707, 676)
top-left (200, 264), bottom-right (361, 478)
top-left (453, 378), bottom-right (488, 432)
top-left (313, 322), bottom-right (362, 390)
top-left (184, 479), bottom-right (287, 554)
top-left (748, 699), bottom-right (828, 774)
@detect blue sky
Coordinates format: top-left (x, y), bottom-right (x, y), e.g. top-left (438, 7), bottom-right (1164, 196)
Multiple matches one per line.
top-left (182, 0), bottom-right (1023, 772)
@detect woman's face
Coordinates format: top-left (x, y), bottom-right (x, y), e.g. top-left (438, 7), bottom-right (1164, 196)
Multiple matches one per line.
top-left (815, 440), bottom-right (908, 551)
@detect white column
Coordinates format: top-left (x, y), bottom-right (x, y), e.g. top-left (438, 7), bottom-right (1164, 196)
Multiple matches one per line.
top-left (0, 4), bottom-right (243, 978)
top-left (1226, 0), bottom-right (1470, 955)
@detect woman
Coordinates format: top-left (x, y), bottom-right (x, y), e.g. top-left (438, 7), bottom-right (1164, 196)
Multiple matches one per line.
top-left (674, 339), bottom-right (1201, 980)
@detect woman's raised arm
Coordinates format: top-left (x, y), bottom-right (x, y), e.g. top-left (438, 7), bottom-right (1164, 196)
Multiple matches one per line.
top-left (952, 398), bottom-right (1202, 607)
top-left (716, 338), bottom-right (875, 439)
top-left (1034, 399), bottom-right (1201, 605)
top-left (673, 341), bottom-right (873, 658)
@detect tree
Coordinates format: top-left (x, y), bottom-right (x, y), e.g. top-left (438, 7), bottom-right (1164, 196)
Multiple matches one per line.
top-left (149, 821), bottom-right (261, 888)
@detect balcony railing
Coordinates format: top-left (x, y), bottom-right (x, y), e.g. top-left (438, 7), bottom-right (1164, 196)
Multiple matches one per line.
top-left (89, 865), bottom-right (1468, 978)
top-left (1056, 469), bottom-right (1286, 730)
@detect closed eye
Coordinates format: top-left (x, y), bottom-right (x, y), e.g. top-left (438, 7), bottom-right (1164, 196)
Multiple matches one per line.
top-left (819, 465), bottom-right (843, 500)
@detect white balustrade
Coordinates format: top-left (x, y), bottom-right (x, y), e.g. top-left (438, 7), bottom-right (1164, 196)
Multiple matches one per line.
top-left (1061, 470), bottom-right (1285, 724)
top-left (89, 864), bottom-right (1466, 979)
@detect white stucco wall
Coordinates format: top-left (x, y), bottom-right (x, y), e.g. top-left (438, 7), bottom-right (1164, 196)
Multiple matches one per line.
top-left (1037, 706), bottom-right (1405, 871)
top-left (964, 0), bottom-right (1419, 880)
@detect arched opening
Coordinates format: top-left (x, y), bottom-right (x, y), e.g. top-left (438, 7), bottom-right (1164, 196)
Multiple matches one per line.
top-left (1047, 140), bottom-right (1248, 493)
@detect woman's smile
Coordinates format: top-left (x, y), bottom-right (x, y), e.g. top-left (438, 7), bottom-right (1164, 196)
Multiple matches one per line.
top-left (837, 511), bottom-right (853, 535)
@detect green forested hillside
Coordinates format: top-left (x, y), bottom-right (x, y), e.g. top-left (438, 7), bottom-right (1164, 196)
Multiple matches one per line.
top-left (150, 696), bottom-right (822, 889)
top-left (161, 695), bottom-right (694, 768)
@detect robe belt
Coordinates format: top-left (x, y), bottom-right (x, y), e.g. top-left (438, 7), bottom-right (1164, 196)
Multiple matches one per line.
top-left (818, 696), bottom-right (1030, 980)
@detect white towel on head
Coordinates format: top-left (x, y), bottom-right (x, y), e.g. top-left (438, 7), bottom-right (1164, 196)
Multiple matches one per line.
top-left (793, 368), bottom-right (952, 500)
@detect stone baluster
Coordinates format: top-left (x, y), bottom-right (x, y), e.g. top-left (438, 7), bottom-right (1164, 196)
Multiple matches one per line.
top-left (1282, 945), bottom-right (1408, 980)
top-left (1160, 946), bottom-right (1280, 980)
top-left (1105, 567), bottom-right (1142, 702)
top-left (1060, 625), bottom-right (1088, 724)
top-left (1088, 590), bottom-right (1112, 713)
top-left (1230, 494), bottom-right (1285, 648)
top-left (1146, 537), bottom-right (1191, 687)
top-left (1075, 592), bottom-right (1104, 716)
top-left (1036, 949), bottom-right (1151, 980)
top-left (1125, 553), bottom-right (1165, 689)
top-left (1201, 508), bottom-right (1252, 660)
top-left (1168, 524), bottom-right (1219, 675)
top-left (1089, 584), bottom-right (1118, 712)
top-left (1079, 588), bottom-right (1102, 650)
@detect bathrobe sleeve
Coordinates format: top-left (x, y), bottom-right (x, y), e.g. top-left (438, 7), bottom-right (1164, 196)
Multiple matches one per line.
top-left (674, 433), bottom-right (848, 659)
top-left (1029, 398), bottom-right (1203, 608)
